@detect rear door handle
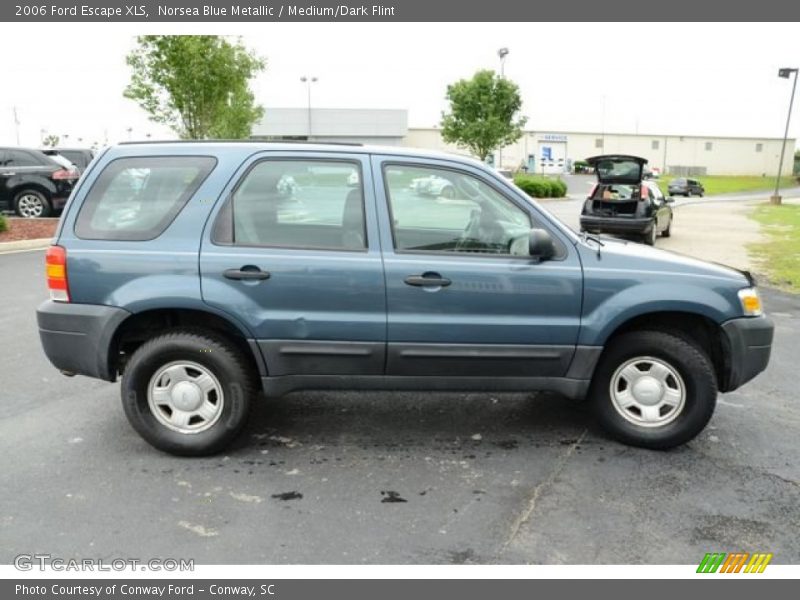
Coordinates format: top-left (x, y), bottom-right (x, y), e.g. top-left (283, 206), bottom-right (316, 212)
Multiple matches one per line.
top-left (224, 268), bottom-right (271, 281)
top-left (404, 273), bottom-right (451, 287)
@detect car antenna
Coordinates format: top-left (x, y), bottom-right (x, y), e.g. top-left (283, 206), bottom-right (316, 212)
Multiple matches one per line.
top-left (582, 230), bottom-right (604, 258)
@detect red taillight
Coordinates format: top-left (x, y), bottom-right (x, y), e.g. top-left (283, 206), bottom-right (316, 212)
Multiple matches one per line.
top-left (640, 185), bottom-right (649, 201)
top-left (52, 169), bottom-right (77, 181)
top-left (45, 245), bottom-right (70, 302)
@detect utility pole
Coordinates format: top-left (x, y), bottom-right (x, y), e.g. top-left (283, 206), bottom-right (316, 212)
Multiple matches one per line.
top-left (772, 67), bottom-right (798, 205)
top-left (12, 107), bottom-right (20, 145)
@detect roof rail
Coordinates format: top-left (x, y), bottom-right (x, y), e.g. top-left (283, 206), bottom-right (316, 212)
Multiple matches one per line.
top-left (118, 139), bottom-right (364, 146)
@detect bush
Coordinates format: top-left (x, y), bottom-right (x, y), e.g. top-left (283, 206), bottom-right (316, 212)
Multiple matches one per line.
top-left (513, 175), bottom-right (568, 198)
top-left (0, 214), bottom-right (7, 234)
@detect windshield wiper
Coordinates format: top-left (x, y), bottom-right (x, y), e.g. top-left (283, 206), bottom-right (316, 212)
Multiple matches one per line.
top-left (581, 231), bottom-right (605, 258)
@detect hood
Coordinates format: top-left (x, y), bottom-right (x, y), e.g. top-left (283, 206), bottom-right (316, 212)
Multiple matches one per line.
top-left (586, 155), bottom-right (647, 184)
top-left (581, 236), bottom-right (750, 285)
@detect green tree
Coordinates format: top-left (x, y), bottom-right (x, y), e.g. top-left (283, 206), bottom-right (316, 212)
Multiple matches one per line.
top-left (440, 70), bottom-right (527, 161)
top-left (124, 35), bottom-right (265, 139)
top-left (42, 134), bottom-right (60, 147)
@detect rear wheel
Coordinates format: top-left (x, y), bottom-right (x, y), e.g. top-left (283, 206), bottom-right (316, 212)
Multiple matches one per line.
top-left (643, 224), bottom-right (657, 246)
top-left (121, 329), bottom-right (256, 456)
top-left (662, 216), bottom-right (672, 237)
top-left (590, 330), bottom-right (717, 449)
top-left (14, 190), bottom-right (52, 218)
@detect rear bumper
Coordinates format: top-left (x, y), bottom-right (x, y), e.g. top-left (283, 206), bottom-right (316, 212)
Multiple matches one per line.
top-left (580, 215), bottom-right (652, 234)
top-left (36, 300), bottom-right (130, 381)
top-left (721, 315), bottom-right (774, 392)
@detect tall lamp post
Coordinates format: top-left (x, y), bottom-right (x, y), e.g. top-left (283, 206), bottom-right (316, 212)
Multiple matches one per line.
top-left (300, 76), bottom-right (318, 139)
top-left (497, 47), bottom-right (509, 78)
top-left (772, 67), bottom-right (798, 205)
top-left (496, 48), bottom-right (509, 168)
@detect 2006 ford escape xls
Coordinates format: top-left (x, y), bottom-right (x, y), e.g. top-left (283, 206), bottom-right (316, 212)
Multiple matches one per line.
top-left (36, 142), bottom-right (773, 456)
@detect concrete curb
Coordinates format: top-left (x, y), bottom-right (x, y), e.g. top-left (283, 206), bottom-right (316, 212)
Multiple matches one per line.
top-left (0, 238), bottom-right (52, 254)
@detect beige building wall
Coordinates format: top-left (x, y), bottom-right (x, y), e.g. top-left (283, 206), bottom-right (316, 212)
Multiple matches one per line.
top-left (404, 128), bottom-right (796, 176)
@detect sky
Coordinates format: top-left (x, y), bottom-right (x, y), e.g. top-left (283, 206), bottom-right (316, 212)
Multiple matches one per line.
top-left (0, 22), bottom-right (798, 148)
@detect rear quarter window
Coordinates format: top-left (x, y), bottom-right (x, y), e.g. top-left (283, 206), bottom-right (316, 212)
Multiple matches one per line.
top-left (74, 156), bottom-right (216, 241)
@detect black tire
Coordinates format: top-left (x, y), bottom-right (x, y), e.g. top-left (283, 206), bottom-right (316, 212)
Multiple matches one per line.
top-left (14, 189), bottom-right (52, 218)
top-left (589, 330), bottom-right (717, 450)
top-left (643, 224), bottom-right (657, 246)
top-left (121, 329), bottom-right (256, 456)
top-left (662, 216), bottom-right (672, 238)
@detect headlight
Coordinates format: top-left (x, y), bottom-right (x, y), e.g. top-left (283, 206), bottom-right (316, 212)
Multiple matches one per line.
top-left (738, 287), bottom-right (763, 316)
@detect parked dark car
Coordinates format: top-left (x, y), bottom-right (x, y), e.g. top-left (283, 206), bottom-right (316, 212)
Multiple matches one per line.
top-left (668, 177), bottom-right (704, 197)
top-left (0, 147), bottom-right (80, 217)
top-left (41, 147), bottom-right (95, 174)
top-left (36, 142), bottom-right (772, 456)
top-left (579, 155), bottom-right (674, 246)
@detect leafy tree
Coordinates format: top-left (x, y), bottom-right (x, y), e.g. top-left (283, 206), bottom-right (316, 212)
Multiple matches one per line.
top-left (440, 70), bottom-right (527, 161)
top-left (124, 35), bottom-right (265, 139)
top-left (42, 134), bottom-right (60, 147)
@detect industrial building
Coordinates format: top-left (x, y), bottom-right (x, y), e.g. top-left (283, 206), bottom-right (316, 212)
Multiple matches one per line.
top-left (252, 108), bottom-right (796, 177)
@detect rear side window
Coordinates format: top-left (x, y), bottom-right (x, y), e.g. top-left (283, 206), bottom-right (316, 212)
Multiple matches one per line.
top-left (75, 156), bottom-right (216, 241)
top-left (215, 159), bottom-right (366, 251)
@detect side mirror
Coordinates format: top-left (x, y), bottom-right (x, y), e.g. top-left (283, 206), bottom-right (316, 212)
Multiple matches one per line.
top-left (529, 228), bottom-right (556, 261)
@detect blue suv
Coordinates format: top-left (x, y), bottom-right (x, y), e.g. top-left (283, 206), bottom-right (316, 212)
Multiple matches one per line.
top-left (36, 142), bottom-right (773, 455)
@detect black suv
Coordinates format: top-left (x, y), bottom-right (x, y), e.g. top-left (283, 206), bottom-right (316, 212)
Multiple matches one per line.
top-left (668, 177), bottom-right (704, 197)
top-left (0, 147), bottom-right (80, 217)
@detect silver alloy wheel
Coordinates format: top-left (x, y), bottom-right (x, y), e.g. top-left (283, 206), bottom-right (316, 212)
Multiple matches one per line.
top-left (17, 193), bottom-right (45, 218)
top-left (147, 361), bottom-right (224, 434)
top-left (609, 356), bottom-right (686, 428)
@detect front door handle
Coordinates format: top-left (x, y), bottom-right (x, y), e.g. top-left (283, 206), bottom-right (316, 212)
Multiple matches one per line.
top-left (404, 273), bottom-right (452, 287)
top-left (224, 267), bottom-right (271, 281)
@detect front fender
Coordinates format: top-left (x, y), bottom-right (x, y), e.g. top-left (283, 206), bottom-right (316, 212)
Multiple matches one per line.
top-left (579, 280), bottom-right (741, 346)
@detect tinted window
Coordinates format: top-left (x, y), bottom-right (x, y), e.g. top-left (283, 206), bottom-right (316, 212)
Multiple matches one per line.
top-left (384, 165), bottom-right (531, 256)
top-left (226, 160), bottom-right (365, 250)
top-left (7, 150), bottom-right (47, 167)
top-left (75, 156), bottom-right (215, 241)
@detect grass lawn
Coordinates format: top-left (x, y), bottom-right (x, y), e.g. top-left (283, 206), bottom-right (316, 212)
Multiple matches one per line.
top-left (749, 203), bottom-right (800, 291)
top-left (657, 175), bottom-right (797, 197)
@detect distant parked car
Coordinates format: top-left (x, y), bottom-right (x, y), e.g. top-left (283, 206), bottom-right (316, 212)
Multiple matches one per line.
top-left (41, 148), bottom-right (95, 174)
top-left (643, 166), bottom-right (661, 179)
top-left (579, 154), bottom-right (674, 246)
top-left (0, 147), bottom-right (80, 217)
top-left (409, 175), bottom-right (456, 198)
top-left (668, 177), bottom-right (704, 197)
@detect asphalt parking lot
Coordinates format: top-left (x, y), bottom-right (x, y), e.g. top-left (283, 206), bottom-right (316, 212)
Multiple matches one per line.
top-left (1, 248), bottom-right (798, 565)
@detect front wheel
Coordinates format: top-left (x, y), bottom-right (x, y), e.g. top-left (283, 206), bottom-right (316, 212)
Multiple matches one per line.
top-left (121, 329), bottom-right (256, 456)
top-left (589, 330), bottom-right (717, 449)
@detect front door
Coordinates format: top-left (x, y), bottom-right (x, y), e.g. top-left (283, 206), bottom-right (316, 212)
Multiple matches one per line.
top-left (372, 156), bottom-right (583, 377)
top-left (200, 152), bottom-right (386, 377)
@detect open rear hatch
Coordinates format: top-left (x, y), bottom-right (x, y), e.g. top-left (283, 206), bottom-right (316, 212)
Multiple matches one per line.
top-left (586, 155), bottom-right (648, 184)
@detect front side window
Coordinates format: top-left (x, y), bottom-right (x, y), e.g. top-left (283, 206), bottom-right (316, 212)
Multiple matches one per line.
top-left (75, 156), bottom-right (216, 241)
top-left (227, 160), bottom-right (365, 251)
top-left (384, 165), bottom-right (532, 256)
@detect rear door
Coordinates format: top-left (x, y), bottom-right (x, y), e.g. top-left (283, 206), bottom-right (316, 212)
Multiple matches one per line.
top-left (372, 155), bottom-right (583, 377)
top-left (586, 155), bottom-right (647, 184)
top-left (200, 151), bottom-right (386, 377)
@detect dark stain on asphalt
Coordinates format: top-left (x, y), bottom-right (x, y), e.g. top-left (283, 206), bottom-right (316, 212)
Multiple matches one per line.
top-left (493, 440), bottom-right (518, 450)
top-left (381, 491), bottom-right (408, 503)
top-left (272, 491), bottom-right (303, 501)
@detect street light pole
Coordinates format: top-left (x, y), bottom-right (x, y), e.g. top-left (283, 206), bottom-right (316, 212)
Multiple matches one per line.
top-left (496, 48), bottom-right (509, 168)
top-left (300, 76), bottom-right (318, 139)
top-left (772, 67), bottom-right (798, 205)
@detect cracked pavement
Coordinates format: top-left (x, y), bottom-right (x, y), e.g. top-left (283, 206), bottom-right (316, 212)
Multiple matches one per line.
top-left (1, 250), bottom-right (798, 564)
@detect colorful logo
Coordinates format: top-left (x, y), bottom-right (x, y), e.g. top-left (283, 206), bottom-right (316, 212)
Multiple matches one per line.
top-left (697, 552), bottom-right (773, 573)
